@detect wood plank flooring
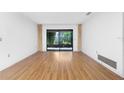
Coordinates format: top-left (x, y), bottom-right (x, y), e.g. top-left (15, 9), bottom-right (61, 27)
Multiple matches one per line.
top-left (0, 52), bottom-right (123, 80)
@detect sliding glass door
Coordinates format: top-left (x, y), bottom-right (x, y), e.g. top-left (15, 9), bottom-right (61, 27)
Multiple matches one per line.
top-left (47, 29), bottom-right (73, 51)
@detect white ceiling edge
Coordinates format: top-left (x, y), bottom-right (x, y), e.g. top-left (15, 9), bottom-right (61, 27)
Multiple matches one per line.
top-left (21, 12), bottom-right (93, 24)
top-left (18, 12), bottom-right (38, 24)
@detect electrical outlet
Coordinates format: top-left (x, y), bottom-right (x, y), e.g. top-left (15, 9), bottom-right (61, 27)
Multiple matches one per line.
top-left (8, 54), bottom-right (10, 57)
top-left (96, 51), bottom-right (98, 54)
top-left (0, 37), bottom-right (2, 42)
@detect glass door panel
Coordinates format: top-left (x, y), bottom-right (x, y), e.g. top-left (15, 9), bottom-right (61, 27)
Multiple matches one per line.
top-left (59, 31), bottom-right (73, 51)
top-left (47, 31), bottom-right (59, 51)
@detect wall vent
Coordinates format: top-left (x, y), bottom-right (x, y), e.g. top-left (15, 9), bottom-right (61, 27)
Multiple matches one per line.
top-left (98, 55), bottom-right (117, 69)
top-left (86, 12), bottom-right (92, 16)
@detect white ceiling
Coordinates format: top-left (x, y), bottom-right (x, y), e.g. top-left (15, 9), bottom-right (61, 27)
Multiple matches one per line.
top-left (22, 12), bottom-right (92, 24)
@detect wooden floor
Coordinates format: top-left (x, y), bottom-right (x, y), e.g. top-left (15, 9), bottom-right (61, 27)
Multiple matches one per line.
top-left (0, 52), bottom-right (123, 80)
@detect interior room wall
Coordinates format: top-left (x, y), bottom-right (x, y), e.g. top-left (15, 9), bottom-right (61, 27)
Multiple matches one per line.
top-left (82, 12), bottom-right (124, 77)
top-left (42, 24), bottom-right (78, 51)
top-left (0, 13), bottom-right (37, 71)
top-left (122, 12), bottom-right (124, 76)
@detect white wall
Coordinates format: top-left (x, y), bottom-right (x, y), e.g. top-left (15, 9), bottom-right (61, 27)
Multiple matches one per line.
top-left (123, 13), bottom-right (124, 77)
top-left (42, 24), bottom-right (78, 51)
top-left (82, 12), bottom-right (124, 77)
top-left (0, 13), bottom-right (37, 71)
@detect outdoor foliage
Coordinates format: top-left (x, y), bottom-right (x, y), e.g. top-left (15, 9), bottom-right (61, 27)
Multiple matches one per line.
top-left (47, 31), bottom-right (72, 47)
